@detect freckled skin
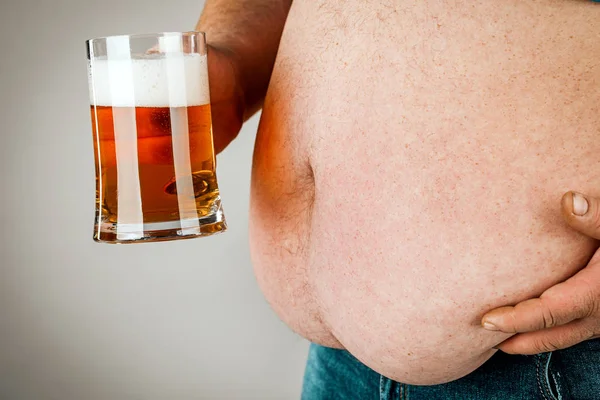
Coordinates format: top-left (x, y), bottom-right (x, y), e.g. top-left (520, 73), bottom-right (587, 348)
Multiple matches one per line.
top-left (249, 0), bottom-right (600, 385)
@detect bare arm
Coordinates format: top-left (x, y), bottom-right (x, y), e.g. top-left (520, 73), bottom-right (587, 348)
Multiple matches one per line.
top-left (196, 0), bottom-right (292, 119)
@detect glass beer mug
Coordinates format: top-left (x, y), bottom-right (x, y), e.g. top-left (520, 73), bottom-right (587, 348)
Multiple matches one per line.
top-left (86, 32), bottom-right (226, 243)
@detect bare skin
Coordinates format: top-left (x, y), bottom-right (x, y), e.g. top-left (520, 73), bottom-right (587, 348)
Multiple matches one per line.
top-left (198, 0), bottom-right (600, 385)
top-left (482, 191), bottom-right (600, 354)
top-left (195, 0), bottom-right (292, 151)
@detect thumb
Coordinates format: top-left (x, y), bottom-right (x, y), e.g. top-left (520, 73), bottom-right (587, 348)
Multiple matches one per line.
top-left (561, 191), bottom-right (600, 240)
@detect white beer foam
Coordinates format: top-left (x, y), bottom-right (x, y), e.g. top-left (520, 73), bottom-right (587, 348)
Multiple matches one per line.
top-left (88, 54), bottom-right (210, 107)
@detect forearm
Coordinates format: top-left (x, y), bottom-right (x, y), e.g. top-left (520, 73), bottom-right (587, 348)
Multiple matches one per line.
top-left (196, 0), bottom-right (292, 117)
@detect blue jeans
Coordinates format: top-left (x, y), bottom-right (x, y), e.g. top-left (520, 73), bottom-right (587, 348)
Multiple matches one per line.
top-left (301, 340), bottom-right (600, 399)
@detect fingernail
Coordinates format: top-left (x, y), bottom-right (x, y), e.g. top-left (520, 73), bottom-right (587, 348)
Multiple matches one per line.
top-left (483, 321), bottom-right (499, 331)
top-left (572, 192), bottom-right (589, 216)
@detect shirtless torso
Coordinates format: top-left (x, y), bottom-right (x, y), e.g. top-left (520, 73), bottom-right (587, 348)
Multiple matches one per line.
top-left (248, 0), bottom-right (600, 385)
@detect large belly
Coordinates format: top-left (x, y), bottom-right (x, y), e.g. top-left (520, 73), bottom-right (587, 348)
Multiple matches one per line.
top-left (249, 0), bottom-right (600, 384)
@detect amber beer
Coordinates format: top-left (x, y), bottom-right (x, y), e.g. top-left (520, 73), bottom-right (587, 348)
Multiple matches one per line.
top-left (88, 46), bottom-right (226, 243)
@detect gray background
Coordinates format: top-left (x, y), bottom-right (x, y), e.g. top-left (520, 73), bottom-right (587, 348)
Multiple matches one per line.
top-left (0, 0), bottom-right (309, 399)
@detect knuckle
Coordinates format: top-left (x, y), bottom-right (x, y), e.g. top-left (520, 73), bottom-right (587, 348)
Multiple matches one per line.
top-left (594, 300), bottom-right (600, 320)
top-left (583, 291), bottom-right (598, 319)
top-left (541, 305), bottom-right (557, 329)
top-left (577, 280), bottom-right (600, 319)
top-left (533, 337), bottom-right (562, 353)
